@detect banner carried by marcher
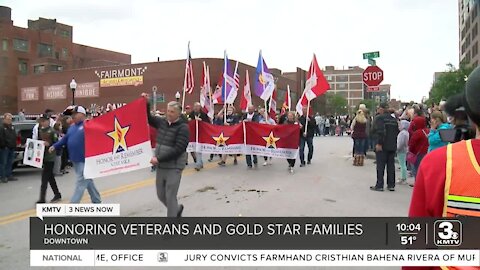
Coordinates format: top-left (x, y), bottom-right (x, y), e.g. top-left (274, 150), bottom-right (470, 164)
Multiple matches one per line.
top-left (84, 98), bottom-right (152, 179)
top-left (187, 121), bottom-right (299, 159)
top-left (244, 122), bottom-right (299, 159)
top-left (23, 138), bottom-right (45, 169)
top-left (188, 121), bottom-right (244, 155)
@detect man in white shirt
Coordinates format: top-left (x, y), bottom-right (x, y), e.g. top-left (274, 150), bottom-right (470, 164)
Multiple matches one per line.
top-left (315, 113), bottom-right (322, 136)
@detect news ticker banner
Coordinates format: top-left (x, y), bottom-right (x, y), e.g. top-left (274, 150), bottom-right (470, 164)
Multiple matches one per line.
top-left (30, 217), bottom-right (480, 267)
top-left (36, 204), bottom-right (120, 220)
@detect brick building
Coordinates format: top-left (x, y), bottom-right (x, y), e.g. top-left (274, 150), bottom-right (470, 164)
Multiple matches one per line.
top-left (459, 0), bottom-right (479, 67)
top-left (0, 6), bottom-right (131, 114)
top-left (17, 58), bottom-right (301, 114)
top-left (323, 66), bottom-right (366, 108)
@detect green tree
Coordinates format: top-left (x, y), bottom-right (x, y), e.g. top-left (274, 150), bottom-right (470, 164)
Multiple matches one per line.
top-left (429, 63), bottom-right (474, 104)
top-left (325, 93), bottom-right (348, 115)
top-left (357, 99), bottom-right (378, 113)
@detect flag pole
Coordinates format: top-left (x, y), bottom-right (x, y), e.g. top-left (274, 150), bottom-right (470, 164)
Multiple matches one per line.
top-left (223, 50), bottom-right (227, 125)
top-left (287, 85), bottom-right (291, 111)
top-left (182, 41), bottom-right (190, 113)
top-left (304, 99), bottom-right (311, 136)
top-left (207, 65), bottom-right (214, 121)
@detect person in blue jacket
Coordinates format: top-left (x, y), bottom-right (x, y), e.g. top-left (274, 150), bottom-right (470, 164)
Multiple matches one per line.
top-left (49, 106), bottom-right (101, 203)
top-left (428, 110), bottom-right (452, 153)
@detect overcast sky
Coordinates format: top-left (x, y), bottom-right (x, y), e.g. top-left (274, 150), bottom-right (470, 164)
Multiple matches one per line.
top-left (3, 0), bottom-right (458, 102)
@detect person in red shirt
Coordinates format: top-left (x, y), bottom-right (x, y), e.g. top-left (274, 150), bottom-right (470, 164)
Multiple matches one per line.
top-left (408, 116), bottom-right (429, 186)
top-left (404, 66), bottom-right (480, 270)
top-left (408, 108), bottom-right (427, 138)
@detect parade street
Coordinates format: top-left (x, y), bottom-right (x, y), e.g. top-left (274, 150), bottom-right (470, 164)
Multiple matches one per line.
top-left (0, 136), bottom-right (412, 270)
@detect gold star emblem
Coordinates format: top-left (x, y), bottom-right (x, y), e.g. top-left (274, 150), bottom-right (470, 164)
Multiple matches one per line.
top-left (107, 117), bottom-right (130, 154)
top-left (263, 131), bottom-right (280, 149)
top-left (259, 74), bottom-right (266, 85)
top-left (212, 132), bottom-right (230, 147)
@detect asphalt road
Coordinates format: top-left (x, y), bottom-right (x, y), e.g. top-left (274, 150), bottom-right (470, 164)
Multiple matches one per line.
top-left (0, 136), bottom-right (414, 270)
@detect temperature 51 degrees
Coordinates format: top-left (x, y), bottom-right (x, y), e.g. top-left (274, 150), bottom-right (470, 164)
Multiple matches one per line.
top-left (401, 235), bottom-right (417, 245)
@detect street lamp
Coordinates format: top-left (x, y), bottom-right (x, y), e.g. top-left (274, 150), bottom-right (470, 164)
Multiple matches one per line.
top-left (152, 86), bottom-right (158, 112)
top-left (175, 91), bottom-right (181, 102)
top-left (69, 78), bottom-right (77, 105)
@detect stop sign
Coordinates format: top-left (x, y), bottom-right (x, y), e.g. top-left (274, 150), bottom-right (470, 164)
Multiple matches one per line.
top-left (363, 66), bottom-right (384, 87)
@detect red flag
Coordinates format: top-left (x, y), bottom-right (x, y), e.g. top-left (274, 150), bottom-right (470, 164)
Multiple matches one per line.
top-left (212, 72), bottom-right (224, 104)
top-left (269, 89), bottom-right (277, 121)
top-left (84, 98), bottom-right (152, 178)
top-left (240, 69), bottom-right (253, 112)
top-left (281, 85), bottom-right (291, 115)
top-left (296, 54), bottom-right (329, 115)
top-left (200, 62), bottom-right (214, 119)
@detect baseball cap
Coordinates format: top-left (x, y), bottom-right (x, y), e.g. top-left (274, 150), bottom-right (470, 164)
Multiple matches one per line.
top-left (38, 114), bottom-right (49, 121)
top-left (73, 106), bottom-right (87, 115)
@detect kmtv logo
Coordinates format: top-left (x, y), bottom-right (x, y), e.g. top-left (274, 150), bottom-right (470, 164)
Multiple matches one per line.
top-left (434, 220), bottom-right (462, 247)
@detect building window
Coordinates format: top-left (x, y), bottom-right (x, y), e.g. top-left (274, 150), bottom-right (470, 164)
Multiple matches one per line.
top-left (329, 84), bottom-right (335, 90)
top-left (337, 83), bottom-right (347, 89)
top-left (59, 30), bottom-right (71, 38)
top-left (326, 75), bottom-right (333, 81)
top-left (337, 75), bottom-right (348, 82)
top-left (18, 60), bottom-right (28, 75)
top-left (13, 38), bottom-right (29, 52)
top-left (33, 65), bottom-right (45, 74)
top-left (473, 23), bottom-right (478, 39)
top-left (0, 57), bottom-right (8, 72)
top-left (49, 65), bottom-right (63, 72)
top-left (37, 43), bottom-right (53, 57)
top-left (349, 83), bottom-right (363, 89)
top-left (349, 75), bottom-right (362, 82)
top-left (473, 41), bottom-right (479, 58)
top-left (61, 48), bottom-right (68, 59)
top-left (2, 39), bottom-right (7, 51)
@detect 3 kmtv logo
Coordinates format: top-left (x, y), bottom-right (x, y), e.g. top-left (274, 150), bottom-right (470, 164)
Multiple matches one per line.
top-left (157, 252), bottom-right (168, 263)
top-left (434, 220), bottom-right (462, 247)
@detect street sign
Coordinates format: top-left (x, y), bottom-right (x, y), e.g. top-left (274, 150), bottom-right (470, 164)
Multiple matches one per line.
top-left (363, 66), bottom-right (384, 87)
top-left (367, 86), bottom-right (380, 92)
top-left (363, 51), bottom-right (380, 60)
top-left (368, 59), bottom-right (376, 65)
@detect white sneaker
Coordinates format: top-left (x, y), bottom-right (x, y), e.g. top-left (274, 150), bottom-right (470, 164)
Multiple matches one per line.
top-left (289, 167), bottom-right (294, 173)
top-left (396, 179), bottom-right (407, 185)
top-left (263, 162), bottom-right (268, 166)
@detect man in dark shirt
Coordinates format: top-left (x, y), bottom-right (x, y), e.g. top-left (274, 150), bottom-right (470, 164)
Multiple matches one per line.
top-left (189, 102), bottom-right (210, 171)
top-left (37, 115), bottom-right (62, 203)
top-left (218, 106), bottom-right (240, 166)
top-left (242, 105), bottom-right (261, 169)
top-left (0, 113), bottom-right (17, 183)
top-left (298, 106), bottom-right (316, 167)
top-left (370, 103), bottom-right (400, 192)
top-left (145, 95), bottom-right (190, 217)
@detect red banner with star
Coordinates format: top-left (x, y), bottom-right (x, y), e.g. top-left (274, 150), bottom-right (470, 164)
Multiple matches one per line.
top-left (244, 122), bottom-right (300, 159)
top-left (84, 98), bottom-right (152, 178)
top-left (187, 121), bottom-right (299, 159)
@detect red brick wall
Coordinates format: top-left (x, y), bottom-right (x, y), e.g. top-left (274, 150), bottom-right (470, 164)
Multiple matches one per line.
top-left (17, 58), bottom-right (300, 114)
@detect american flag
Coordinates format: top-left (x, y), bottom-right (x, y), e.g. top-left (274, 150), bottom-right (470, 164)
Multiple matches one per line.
top-left (183, 43), bottom-right (194, 94)
top-left (234, 67), bottom-right (240, 90)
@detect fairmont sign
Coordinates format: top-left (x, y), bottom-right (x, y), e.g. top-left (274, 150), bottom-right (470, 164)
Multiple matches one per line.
top-left (95, 66), bottom-right (148, 88)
